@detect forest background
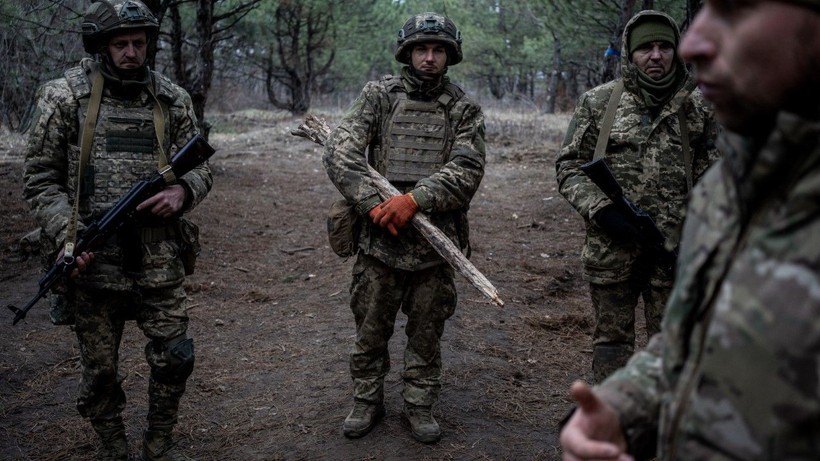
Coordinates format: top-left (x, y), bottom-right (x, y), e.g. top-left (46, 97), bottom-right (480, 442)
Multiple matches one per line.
top-left (1, 0), bottom-right (703, 133)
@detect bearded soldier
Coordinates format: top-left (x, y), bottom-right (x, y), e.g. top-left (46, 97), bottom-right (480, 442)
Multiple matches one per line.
top-left (23, 1), bottom-right (211, 459)
top-left (322, 12), bottom-right (485, 444)
top-left (556, 10), bottom-right (721, 383)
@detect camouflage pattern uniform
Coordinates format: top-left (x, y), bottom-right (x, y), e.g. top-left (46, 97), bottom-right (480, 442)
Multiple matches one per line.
top-left (23, 55), bottom-right (211, 455)
top-left (555, 11), bottom-right (720, 382)
top-left (594, 109), bottom-right (820, 459)
top-left (323, 66), bottom-right (485, 409)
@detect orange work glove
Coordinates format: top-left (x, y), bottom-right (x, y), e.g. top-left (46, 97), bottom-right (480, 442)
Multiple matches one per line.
top-left (371, 193), bottom-right (419, 236)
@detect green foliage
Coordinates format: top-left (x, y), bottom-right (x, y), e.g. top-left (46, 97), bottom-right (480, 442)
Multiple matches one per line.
top-left (0, 0), bottom-right (85, 129)
top-left (0, 0), bottom-right (702, 123)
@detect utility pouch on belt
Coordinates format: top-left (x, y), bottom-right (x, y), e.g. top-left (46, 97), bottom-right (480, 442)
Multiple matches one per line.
top-left (177, 217), bottom-right (201, 275)
top-left (327, 199), bottom-right (361, 258)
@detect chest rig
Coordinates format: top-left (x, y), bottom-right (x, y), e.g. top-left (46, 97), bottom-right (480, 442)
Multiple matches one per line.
top-left (64, 62), bottom-right (171, 217)
top-left (381, 76), bottom-right (462, 184)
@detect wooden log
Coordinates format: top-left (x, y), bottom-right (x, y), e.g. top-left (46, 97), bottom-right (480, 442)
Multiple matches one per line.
top-left (292, 115), bottom-right (504, 307)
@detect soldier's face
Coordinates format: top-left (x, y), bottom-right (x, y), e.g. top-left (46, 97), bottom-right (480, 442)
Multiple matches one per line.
top-left (631, 41), bottom-right (675, 79)
top-left (107, 30), bottom-right (148, 72)
top-left (411, 43), bottom-right (448, 78)
top-left (680, 0), bottom-right (820, 134)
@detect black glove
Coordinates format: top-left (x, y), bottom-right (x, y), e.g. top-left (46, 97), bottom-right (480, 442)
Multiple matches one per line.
top-left (594, 205), bottom-right (640, 242)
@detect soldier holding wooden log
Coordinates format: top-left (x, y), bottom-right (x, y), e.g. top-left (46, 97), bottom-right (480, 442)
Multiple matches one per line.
top-left (321, 11), bottom-right (485, 444)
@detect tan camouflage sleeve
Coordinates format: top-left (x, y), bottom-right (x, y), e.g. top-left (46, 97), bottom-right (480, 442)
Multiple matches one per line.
top-left (169, 85), bottom-right (212, 211)
top-left (23, 79), bottom-right (79, 251)
top-left (594, 333), bottom-right (665, 455)
top-left (323, 82), bottom-right (383, 216)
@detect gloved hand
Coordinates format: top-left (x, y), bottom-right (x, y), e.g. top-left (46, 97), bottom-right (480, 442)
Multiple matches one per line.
top-left (594, 205), bottom-right (640, 242)
top-left (371, 193), bottom-right (419, 237)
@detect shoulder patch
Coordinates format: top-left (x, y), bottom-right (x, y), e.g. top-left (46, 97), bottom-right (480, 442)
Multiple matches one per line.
top-left (64, 65), bottom-right (91, 100)
top-left (152, 71), bottom-right (181, 105)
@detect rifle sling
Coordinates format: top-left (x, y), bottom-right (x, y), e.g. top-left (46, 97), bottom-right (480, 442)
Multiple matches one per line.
top-left (593, 80), bottom-right (624, 162)
top-left (594, 79), bottom-right (693, 190)
top-left (65, 70), bottom-right (104, 257)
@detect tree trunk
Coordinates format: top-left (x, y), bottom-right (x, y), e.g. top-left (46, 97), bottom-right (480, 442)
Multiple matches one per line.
top-left (602, 0), bottom-right (636, 83)
top-left (545, 33), bottom-right (562, 114)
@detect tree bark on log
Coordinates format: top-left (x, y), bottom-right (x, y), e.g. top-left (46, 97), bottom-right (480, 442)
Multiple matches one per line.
top-left (292, 114), bottom-right (504, 307)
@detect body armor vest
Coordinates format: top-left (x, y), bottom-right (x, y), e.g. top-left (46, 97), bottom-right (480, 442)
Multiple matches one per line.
top-left (64, 62), bottom-right (170, 217)
top-left (381, 77), bottom-right (461, 183)
top-left (88, 103), bottom-right (157, 215)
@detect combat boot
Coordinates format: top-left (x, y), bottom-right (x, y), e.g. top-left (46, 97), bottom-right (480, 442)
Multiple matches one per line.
top-left (343, 401), bottom-right (385, 438)
top-left (403, 404), bottom-right (441, 443)
top-left (592, 343), bottom-right (633, 383)
top-left (141, 427), bottom-right (189, 461)
top-left (91, 415), bottom-right (128, 461)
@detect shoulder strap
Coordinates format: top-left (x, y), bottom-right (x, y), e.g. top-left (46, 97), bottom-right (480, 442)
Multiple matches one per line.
top-left (64, 69), bottom-right (104, 259)
top-left (593, 80), bottom-right (625, 161)
top-left (439, 82), bottom-right (464, 109)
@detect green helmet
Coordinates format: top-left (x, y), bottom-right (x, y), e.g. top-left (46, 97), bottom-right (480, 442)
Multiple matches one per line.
top-left (395, 12), bottom-right (463, 65)
top-left (81, 0), bottom-right (159, 54)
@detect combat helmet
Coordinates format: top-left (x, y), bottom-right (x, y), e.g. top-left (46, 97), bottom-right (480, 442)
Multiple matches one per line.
top-left (81, 0), bottom-right (159, 54)
top-left (395, 12), bottom-right (463, 65)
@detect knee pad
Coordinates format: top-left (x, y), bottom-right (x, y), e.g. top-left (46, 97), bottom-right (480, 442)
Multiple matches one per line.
top-left (148, 334), bottom-right (195, 385)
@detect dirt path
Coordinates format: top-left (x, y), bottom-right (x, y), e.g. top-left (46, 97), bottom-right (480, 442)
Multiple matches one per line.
top-left (0, 111), bottom-right (594, 460)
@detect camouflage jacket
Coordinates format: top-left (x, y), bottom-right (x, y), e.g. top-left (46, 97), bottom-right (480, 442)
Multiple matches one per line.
top-left (556, 10), bottom-right (720, 284)
top-left (323, 67), bottom-right (486, 271)
top-left (597, 111), bottom-right (820, 459)
top-left (23, 58), bottom-right (212, 289)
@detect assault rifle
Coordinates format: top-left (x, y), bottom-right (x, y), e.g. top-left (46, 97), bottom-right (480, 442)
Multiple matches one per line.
top-left (580, 158), bottom-right (677, 274)
top-left (8, 134), bottom-right (215, 325)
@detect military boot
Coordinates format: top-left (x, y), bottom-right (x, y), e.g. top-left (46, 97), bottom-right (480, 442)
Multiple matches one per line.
top-left (142, 426), bottom-right (189, 461)
top-left (403, 404), bottom-right (441, 443)
top-left (592, 343), bottom-right (633, 383)
top-left (91, 415), bottom-right (128, 461)
top-left (343, 401), bottom-right (386, 438)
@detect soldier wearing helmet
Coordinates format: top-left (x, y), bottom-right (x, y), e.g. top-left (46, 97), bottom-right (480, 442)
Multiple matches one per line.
top-left (323, 12), bottom-right (485, 444)
top-left (23, 1), bottom-right (211, 460)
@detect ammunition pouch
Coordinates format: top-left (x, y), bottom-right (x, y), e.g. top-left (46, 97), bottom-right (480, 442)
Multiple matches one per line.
top-left (327, 199), bottom-right (361, 258)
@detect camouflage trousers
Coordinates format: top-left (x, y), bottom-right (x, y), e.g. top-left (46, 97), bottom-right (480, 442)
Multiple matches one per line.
top-left (349, 254), bottom-right (457, 408)
top-left (589, 277), bottom-right (671, 382)
top-left (72, 284), bottom-right (190, 426)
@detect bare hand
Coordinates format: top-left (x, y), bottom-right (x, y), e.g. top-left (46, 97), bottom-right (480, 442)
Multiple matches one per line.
top-left (57, 249), bottom-right (94, 279)
top-left (560, 381), bottom-right (632, 461)
top-left (136, 184), bottom-right (187, 218)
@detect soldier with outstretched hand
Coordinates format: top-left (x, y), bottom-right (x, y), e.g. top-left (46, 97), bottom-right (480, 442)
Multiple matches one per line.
top-left (322, 12), bottom-right (485, 444)
top-left (23, 1), bottom-right (211, 459)
top-left (560, 1), bottom-right (820, 459)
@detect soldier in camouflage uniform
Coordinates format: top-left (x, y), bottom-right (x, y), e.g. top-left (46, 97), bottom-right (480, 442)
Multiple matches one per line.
top-left (560, 1), bottom-right (820, 459)
top-left (22, 1), bottom-right (211, 460)
top-left (322, 12), bottom-right (485, 444)
top-left (555, 10), bottom-right (720, 383)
